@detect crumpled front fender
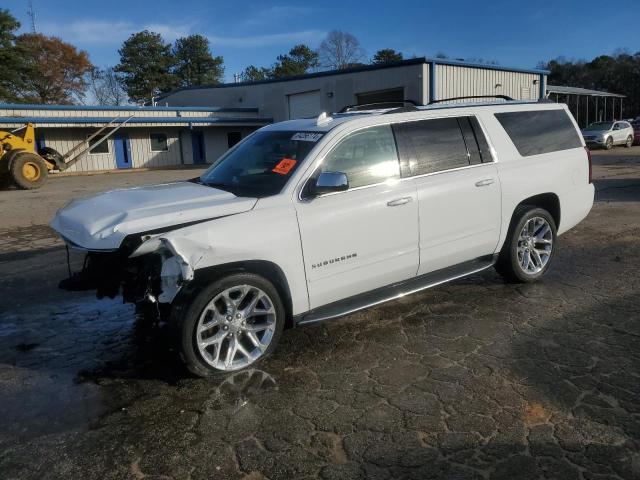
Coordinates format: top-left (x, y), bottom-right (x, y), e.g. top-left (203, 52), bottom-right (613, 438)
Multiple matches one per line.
top-left (130, 235), bottom-right (213, 304)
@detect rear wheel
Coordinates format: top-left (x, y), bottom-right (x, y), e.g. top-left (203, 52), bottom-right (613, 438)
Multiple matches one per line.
top-left (495, 206), bottom-right (557, 283)
top-left (176, 273), bottom-right (285, 377)
top-left (605, 136), bottom-right (613, 150)
top-left (9, 152), bottom-right (48, 189)
top-left (625, 135), bottom-right (633, 148)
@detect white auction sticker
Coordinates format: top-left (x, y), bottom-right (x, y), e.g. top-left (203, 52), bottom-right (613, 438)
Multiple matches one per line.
top-left (291, 132), bottom-right (323, 142)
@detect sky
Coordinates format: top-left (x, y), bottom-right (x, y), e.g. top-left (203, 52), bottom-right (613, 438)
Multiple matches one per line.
top-left (4, 0), bottom-right (640, 83)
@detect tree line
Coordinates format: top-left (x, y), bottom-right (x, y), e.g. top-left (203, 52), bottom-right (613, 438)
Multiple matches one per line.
top-left (0, 9), bottom-right (224, 105)
top-left (540, 51), bottom-right (640, 118)
top-left (0, 9), bottom-right (404, 105)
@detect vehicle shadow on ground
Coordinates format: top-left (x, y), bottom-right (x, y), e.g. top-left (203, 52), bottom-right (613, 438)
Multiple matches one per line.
top-left (76, 311), bottom-right (188, 384)
top-left (594, 178), bottom-right (640, 202)
top-left (591, 151), bottom-right (640, 166)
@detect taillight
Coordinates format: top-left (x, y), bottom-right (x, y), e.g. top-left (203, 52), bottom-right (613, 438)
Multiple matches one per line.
top-left (585, 146), bottom-right (593, 184)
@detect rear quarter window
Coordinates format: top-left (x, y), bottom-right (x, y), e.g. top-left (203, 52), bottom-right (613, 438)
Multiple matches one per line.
top-left (494, 109), bottom-right (582, 157)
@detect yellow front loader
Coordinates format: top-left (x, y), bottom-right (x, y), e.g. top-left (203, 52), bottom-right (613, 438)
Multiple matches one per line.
top-left (0, 117), bottom-right (132, 189)
top-left (0, 123), bottom-right (52, 189)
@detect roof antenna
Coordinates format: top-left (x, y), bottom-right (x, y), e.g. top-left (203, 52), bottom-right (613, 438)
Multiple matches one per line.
top-left (27, 0), bottom-right (37, 33)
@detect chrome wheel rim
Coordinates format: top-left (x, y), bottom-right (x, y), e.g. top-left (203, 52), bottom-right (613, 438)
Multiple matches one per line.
top-left (517, 217), bottom-right (553, 275)
top-left (196, 285), bottom-right (277, 371)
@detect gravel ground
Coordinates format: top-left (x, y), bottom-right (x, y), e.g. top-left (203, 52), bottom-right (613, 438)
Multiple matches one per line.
top-left (0, 148), bottom-right (639, 480)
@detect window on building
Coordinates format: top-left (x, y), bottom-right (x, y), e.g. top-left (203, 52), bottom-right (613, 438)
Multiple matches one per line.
top-left (321, 125), bottom-right (400, 189)
top-left (227, 132), bottom-right (242, 148)
top-left (393, 117), bottom-right (470, 176)
top-left (150, 133), bottom-right (169, 152)
top-left (88, 134), bottom-right (109, 154)
top-left (494, 109), bottom-right (582, 157)
top-left (356, 88), bottom-right (404, 106)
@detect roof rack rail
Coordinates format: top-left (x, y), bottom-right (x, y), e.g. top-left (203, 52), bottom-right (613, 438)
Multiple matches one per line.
top-left (383, 106), bottom-right (421, 114)
top-left (427, 95), bottom-right (514, 105)
top-left (338, 100), bottom-right (422, 113)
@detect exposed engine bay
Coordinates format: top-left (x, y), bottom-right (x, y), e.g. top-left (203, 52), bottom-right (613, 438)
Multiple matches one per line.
top-left (59, 233), bottom-right (191, 305)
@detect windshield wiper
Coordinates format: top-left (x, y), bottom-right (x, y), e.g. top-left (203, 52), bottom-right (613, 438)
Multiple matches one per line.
top-left (201, 181), bottom-right (239, 195)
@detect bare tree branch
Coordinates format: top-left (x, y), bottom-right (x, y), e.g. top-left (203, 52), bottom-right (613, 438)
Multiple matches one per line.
top-left (318, 30), bottom-right (365, 69)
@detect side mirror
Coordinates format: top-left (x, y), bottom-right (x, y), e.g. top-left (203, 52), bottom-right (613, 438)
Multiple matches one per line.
top-left (613, 125), bottom-right (620, 130)
top-left (311, 171), bottom-right (349, 196)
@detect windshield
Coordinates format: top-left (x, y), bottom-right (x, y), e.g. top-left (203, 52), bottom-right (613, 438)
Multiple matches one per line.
top-left (199, 130), bottom-right (322, 197)
top-left (584, 122), bottom-right (613, 131)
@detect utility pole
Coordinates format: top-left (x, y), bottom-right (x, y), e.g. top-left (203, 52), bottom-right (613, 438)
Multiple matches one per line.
top-left (27, 0), bottom-right (37, 33)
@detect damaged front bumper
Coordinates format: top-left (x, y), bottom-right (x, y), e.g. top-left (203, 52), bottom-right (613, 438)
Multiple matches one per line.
top-left (59, 234), bottom-right (192, 305)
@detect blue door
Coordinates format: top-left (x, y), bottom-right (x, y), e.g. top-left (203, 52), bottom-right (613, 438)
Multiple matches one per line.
top-left (114, 133), bottom-right (132, 169)
top-left (191, 131), bottom-right (206, 164)
top-left (35, 135), bottom-right (46, 154)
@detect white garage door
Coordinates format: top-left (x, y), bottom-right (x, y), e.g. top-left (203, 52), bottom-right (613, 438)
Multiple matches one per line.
top-left (288, 90), bottom-right (321, 119)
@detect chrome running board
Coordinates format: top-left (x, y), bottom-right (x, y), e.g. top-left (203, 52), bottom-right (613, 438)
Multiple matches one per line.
top-left (295, 255), bottom-right (497, 326)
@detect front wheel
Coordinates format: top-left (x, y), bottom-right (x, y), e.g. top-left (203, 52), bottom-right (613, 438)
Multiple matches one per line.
top-left (176, 273), bottom-right (285, 377)
top-left (10, 152), bottom-right (48, 189)
top-left (605, 136), bottom-right (613, 150)
top-left (495, 206), bottom-right (557, 283)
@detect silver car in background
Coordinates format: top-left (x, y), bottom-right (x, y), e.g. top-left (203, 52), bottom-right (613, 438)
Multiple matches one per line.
top-left (582, 121), bottom-right (635, 149)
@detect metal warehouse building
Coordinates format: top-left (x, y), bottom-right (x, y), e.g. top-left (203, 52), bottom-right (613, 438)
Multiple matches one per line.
top-left (0, 104), bottom-right (271, 173)
top-left (157, 57), bottom-right (549, 122)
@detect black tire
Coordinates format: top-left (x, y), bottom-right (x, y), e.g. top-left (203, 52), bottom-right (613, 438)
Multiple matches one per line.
top-left (605, 136), bottom-right (613, 150)
top-left (9, 152), bottom-right (48, 189)
top-left (175, 273), bottom-right (285, 377)
top-left (625, 135), bottom-right (633, 148)
top-left (495, 206), bottom-right (557, 283)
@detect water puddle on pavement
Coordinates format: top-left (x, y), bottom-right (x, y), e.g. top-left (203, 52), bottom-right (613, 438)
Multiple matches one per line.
top-left (206, 369), bottom-right (278, 412)
top-left (0, 294), bottom-right (279, 442)
top-left (0, 295), bottom-right (136, 440)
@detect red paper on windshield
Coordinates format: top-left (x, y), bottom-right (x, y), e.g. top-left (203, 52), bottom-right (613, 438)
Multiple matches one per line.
top-left (272, 158), bottom-right (297, 175)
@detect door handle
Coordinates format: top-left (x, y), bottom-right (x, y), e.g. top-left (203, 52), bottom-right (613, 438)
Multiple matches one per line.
top-left (387, 196), bottom-right (413, 207)
top-left (475, 178), bottom-right (495, 187)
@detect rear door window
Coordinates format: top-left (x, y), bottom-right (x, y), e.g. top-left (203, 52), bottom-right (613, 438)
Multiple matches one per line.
top-left (494, 109), bottom-right (582, 157)
top-left (393, 117), bottom-right (470, 176)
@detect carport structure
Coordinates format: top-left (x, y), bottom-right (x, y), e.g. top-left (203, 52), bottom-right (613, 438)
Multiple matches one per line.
top-left (546, 85), bottom-right (626, 128)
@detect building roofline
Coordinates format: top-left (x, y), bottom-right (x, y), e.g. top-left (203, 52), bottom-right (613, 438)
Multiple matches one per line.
top-left (546, 85), bottom-right (625, 98)
top-left (428, 58), bottom-right (550, 75)
top-left (0, 116), bottom-right (273, 125)
top-left (0, 103), bottom-right (258, 113)
top-left (156, 57), bottom-right (550, 99)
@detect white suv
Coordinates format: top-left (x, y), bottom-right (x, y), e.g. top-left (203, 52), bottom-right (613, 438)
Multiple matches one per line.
top-left (51, 100), bottom-right (594, 376)
top-left (581, 120), bottom-right (635, 149)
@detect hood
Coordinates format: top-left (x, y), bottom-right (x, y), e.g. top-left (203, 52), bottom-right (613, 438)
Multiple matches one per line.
top-left (50, 181), bottom-right (257, 250)
top-left (581, 129), bottom-right (608, 136)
